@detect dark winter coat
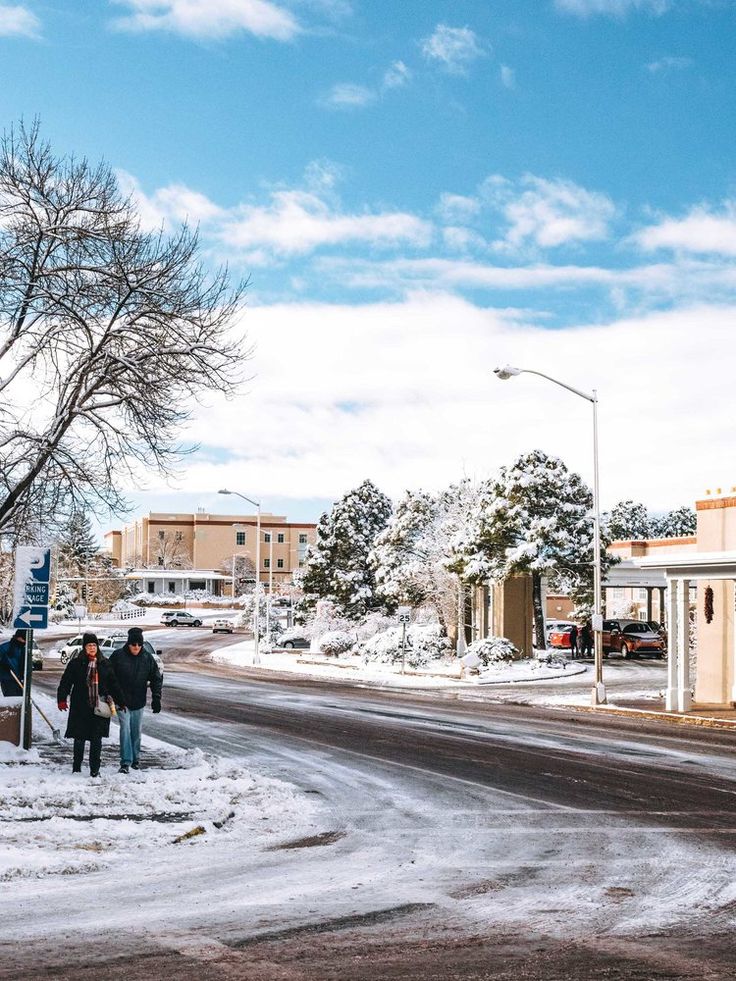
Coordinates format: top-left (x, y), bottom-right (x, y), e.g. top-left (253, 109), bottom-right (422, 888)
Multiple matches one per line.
top-left (108, 645), bottom-right (162, 711)
top-left (0, 638), bottom-right (25, 696)
top-left (57, 653), bottom-right (125, 740)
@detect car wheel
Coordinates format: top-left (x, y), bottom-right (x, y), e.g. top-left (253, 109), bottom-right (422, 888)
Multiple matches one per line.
top-left (194, 620), bottom-right (202, 627)
top-left (621, 642), bottom-right (631, 659)
top-left (283, 641), bottom-right (294, 649)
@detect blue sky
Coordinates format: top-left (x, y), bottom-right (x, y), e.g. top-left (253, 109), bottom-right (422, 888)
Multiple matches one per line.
top-left (2, 0), bottom-right (735, 528)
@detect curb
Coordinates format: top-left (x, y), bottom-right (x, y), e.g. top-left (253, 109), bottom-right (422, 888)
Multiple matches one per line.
top-left (569, 703), bottom-right (736, 731)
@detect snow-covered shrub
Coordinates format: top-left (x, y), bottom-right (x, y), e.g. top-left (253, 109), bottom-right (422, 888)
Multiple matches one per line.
top-left (358, 623), bottom-right (451, 669)
top-left (466, 636), bottom-right (518, 667)
top-left (318, 630), bottom-right (356, 657)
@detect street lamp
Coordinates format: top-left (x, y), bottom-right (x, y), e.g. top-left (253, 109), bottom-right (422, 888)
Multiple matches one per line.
top-left (493, 365), bottom-right (606, 706)
top-left (219, 489), bottom-right (262, 666)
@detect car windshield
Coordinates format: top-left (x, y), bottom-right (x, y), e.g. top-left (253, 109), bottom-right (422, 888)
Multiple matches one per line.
top-left (623, 623), bottom-right (650, 634)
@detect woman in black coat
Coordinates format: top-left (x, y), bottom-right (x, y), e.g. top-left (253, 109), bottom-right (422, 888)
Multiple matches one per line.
top-left (57, 633), bottom-right (125, 777)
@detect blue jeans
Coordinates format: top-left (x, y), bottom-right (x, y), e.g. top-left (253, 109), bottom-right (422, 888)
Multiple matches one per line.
top-left (118, 707), bottom-right (144, 766)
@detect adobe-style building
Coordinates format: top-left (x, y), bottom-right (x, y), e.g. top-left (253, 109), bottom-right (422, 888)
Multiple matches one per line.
top-left (105, 510), bottom-right (317, 595)
top-left (638, 492), bottom-right (736, 711)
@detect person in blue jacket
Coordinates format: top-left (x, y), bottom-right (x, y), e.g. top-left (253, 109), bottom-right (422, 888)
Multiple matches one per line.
top-left (109, 627), bottom-right (163, 774)
top-left (0, 629), bottom-right (26, 696)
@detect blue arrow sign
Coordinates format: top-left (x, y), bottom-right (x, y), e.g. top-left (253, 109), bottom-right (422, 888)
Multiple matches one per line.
top-left (13, 546), bottom-right (52, 631)
top-left (13, 606), bottom-right (48, 629)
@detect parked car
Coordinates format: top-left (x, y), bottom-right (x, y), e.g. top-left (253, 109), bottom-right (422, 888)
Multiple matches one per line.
top-left (212, 619), bottom-right (234, 634)
top-left (545, 619), bottom-right (574, 641)
top-left (548, 625), bottom-right (576, 649)
top-left (160, 611), bottom-right (203, 627)
top-left (602, 619), bottom-right (665, 659)
top-left (279, 634), bottom-right (310, 650)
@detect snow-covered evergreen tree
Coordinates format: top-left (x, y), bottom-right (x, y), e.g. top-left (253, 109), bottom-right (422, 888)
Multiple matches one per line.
top-left (463, 450), bottom-right (603, 649)
top-left (56, 510), bottom-right (99, 577)
top-left (371, 480), bottom-right (479, 645)
top-left (650, 505), bottom-right (697, 539)
top-left (299, 479), bottom-right (393, 620)
top-left (604, 500), bottom-right (651, 541)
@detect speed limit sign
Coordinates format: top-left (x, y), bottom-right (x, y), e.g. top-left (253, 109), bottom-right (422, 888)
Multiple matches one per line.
top-left (398, 605), bottom-right (411, 624)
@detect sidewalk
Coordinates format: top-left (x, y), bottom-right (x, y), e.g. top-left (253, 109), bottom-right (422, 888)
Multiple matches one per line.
top-left (581, 698), bottom-right (736, 730)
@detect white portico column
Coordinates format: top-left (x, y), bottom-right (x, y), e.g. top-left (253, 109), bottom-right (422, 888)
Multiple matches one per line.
top-left (665, 578), bottom-right (678, 712)
top-left (676, 578), bottom-right (692, 712)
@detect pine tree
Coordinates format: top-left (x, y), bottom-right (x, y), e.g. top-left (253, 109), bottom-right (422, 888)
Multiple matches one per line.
top-left (650, 505), bottom-right (696, 538)
top-left (300, 479), bottom-right (393, 620)
top-left (463, 450), bottom-right (603, 649)
top-left (56, 510), bottom-right (100, 577)
top-left (604, 500), bottom-right (651, 541)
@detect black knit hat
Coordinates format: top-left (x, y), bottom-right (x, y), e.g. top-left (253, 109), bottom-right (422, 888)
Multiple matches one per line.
top-left (82, 632), bottom-right (99, 649)
top-left (127, 626), bottom-right (144, 646)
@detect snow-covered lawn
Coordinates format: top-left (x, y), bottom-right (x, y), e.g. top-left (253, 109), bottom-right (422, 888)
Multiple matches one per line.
top-left (209, 638), bottom-right (588, 688)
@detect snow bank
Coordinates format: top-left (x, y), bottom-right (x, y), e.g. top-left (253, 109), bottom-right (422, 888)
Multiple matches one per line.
top-left (0, 696), bottom-right (321, 884)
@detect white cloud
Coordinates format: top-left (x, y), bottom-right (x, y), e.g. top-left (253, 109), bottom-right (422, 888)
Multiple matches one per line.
top-left (112, 0), bottom-right (300, 41)
top-left (484, 174), bottom-right (616, 251)
top-left (555, 0), bottom-right (670, 16)
top-left (0, 4), bottom-right (40, 37)
top-left (223, 189), bottom-right (432, 255)
top-left (161, 294), bottom-right (736, 513)
top-left (382, 60), bottom-right (412, 91)
top-left (441, 226), bottom-right (488, 252)
top-left (322, 82), bottom-right (376, 109)
top-left (500, 65), bottom-right (516, 89)
top-left (436, 192), bottom-right (481, 223)
top-left (314, 255), bottom-right (736, 304)
top-left (118, 165), bottom-right (431, 257)
top-left (116, 171), bottom-right (224, 230)
top-left (635, 203), bottom-right (736, 256)
top-left (647, 55), bottom-right (692, 73)
top-left (420, 24), bottom-right (485, 75)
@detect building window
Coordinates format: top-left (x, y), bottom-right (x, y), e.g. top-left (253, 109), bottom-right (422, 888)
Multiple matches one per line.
top-left (277, 558), bottom-right (284, 569)
top-left (236, 531), bottom-right (246, 546)
top-left (277, 533), bottom-right (285, 543)
top-left (264, 532), bottom-right (271, 543)
top-left (147, 581), bottom-right (155, 594)
top-left (168, 581), bottom-right (176, 594)
top-left (175, 531), bottom-right (183, 541)
top-left (158, 530), bottom-right (165, 540)
top-left (158, 557), bottom-right (164, 566)
top-left (264, 558), bottom-right (270, 569)
top-left (189, 579), bottom-right (206, 591)
top-left (299, 534), bottom-right (307, 544)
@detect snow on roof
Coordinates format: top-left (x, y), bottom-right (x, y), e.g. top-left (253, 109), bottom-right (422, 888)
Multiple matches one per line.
top-left (124, 569), bottom-right (230, 580)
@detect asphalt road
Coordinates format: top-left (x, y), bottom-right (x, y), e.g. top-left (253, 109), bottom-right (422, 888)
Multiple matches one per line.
top-left (30, 655), bottom-right (736, 980)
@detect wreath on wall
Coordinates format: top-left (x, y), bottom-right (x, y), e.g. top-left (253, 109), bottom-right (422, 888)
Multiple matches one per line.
top-left (705, 586), bottom-right (714, 625)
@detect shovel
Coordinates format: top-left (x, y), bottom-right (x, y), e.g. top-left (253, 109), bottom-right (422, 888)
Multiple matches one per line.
top-left (10, 668), bottom-right (63, 745)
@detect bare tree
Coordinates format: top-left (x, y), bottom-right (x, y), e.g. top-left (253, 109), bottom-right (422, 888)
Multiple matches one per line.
top-left (152, 531), bottom-right (193, 570)
top-left (0, 121), bottom-right (249, 537)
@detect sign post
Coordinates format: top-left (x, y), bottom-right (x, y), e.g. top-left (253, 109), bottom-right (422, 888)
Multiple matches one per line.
top-left (13, 547), bottom-right (51, 749)
top-left (398, 606), bottom-right (411, 675)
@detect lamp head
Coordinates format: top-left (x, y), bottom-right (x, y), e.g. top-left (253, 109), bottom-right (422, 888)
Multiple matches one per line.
top-left (493, 365), bottom-right (522, 380)
top-left (218, 489), bottom-right (231, 495)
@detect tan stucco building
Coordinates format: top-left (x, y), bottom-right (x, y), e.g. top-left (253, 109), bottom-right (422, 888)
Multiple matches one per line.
top-left (105, 511), bottom-right (316, 590)
top-left (638, 493), bottom-right (736, 711)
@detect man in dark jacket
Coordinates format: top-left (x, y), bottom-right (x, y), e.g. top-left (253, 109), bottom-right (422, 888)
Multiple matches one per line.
top-left (109, 626), bottom-right (163, 774)
top-left (0, 630), bottom-right (26, 696)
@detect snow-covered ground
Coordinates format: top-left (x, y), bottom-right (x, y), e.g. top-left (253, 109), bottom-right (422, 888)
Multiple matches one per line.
top-left (209, 638), bottom-right (588, 688)
top-left (4, 671), bottom-right (736, 973)
top-left (0, 694), bottom-right (323, 887)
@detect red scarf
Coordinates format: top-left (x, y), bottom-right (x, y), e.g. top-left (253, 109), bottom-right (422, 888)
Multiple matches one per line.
top-left (86, 656), bottom-right (99, 709)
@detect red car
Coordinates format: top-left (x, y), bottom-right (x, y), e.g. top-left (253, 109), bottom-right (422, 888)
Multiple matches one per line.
top-left (548, 626), bottom-right (576, 649)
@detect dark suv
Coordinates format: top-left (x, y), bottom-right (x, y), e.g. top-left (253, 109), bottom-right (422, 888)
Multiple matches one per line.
top-left (602, 619), bottom-right (665, 659)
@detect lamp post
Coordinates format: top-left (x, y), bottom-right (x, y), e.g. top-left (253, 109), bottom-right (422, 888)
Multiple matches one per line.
top-left (493, 365), bottom-right (606, 706)
top-left (219, 489), bottom-right (262, 666)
